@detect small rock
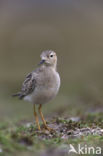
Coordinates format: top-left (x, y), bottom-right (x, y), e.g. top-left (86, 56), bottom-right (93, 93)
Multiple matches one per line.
top-left (100, 129), bottom-right (103, 132)
top-left (0, 148), bottom-right (3, 153)
top-left (69, 117), bottom-right (80, 122)
top-left (25, 122), bottom-right (32, 128)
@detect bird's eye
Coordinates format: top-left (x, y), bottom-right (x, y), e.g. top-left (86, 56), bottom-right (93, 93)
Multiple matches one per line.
top-left (50, 54), bottom-right (53, 58)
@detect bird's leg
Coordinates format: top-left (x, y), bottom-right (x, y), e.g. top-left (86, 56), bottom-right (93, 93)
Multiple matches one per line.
top-left (38, 104), bottom-right (53, 131)
top-left (33, 104), bottom-right (41, 130)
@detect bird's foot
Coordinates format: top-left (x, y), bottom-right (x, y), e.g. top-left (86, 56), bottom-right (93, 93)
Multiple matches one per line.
top-left (43, 125), bottom-right (55, 132)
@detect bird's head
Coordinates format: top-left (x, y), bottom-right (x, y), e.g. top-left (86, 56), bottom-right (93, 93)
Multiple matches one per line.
top-left (39, 50), bottom-right (57, 68)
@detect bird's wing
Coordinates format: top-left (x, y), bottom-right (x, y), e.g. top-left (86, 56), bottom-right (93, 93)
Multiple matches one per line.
top-left (19, 72), bottom-right (36, 99)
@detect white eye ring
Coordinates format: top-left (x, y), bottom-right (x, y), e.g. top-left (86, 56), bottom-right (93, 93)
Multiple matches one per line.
top-left (50, 54), bottom-right (53, 58)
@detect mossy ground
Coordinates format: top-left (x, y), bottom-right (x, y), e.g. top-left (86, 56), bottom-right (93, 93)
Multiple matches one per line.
top-left (0, 112), bottom-right (103, 156)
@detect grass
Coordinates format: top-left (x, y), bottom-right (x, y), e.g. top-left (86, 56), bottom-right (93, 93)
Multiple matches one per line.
top-left (0, 112), bottom-right (103, 156)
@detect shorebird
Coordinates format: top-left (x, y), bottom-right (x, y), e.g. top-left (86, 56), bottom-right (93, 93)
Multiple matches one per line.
top-left (13, 50), bottom-right (60, 131)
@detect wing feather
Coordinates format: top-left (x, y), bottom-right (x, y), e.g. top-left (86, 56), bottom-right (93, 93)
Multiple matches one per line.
top-left (13, 72), bottom-right (36, 99)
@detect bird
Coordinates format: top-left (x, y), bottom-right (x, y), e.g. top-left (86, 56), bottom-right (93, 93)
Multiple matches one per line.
top-left (13, 50), bottom-right (60, 131)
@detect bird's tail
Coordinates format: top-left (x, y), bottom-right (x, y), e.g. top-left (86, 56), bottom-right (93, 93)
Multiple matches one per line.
top-left (12, 92), bottom-right (24, 99)
top-left (12, 92), bottom-right (20, 97)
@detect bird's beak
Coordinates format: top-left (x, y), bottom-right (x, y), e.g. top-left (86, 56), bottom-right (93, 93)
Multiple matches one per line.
top-left (38, 60), bottom-right (45, 65)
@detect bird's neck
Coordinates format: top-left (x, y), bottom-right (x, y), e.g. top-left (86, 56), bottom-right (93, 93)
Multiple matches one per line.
top-left (41, 63), bottom-right (57, 71)
top-left (51, 62), bottom-right (57, 71)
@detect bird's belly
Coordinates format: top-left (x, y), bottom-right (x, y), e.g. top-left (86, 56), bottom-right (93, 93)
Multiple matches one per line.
top-left (34, 86), bottom-right (58, 104)
top-left (24, 86), bottom-right (59, 104)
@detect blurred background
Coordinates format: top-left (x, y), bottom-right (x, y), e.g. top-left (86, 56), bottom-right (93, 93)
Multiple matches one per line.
top-left (0, 0), bottom-right (103, 121)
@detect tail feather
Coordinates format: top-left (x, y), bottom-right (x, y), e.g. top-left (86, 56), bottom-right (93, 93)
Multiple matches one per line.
top-left (12, 92), bottom-right (24, 99)
top-left (12, 93), bottom-right (20, 97)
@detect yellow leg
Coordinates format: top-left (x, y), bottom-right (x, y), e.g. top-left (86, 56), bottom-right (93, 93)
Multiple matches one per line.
top-left (33, 105), bottom-right (41, 130)
top-left (38, 104), bottom-right (52, 131)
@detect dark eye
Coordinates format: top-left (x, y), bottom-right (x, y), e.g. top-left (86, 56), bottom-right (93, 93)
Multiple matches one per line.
top-left (50, 54), bottom-right (53, 58)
